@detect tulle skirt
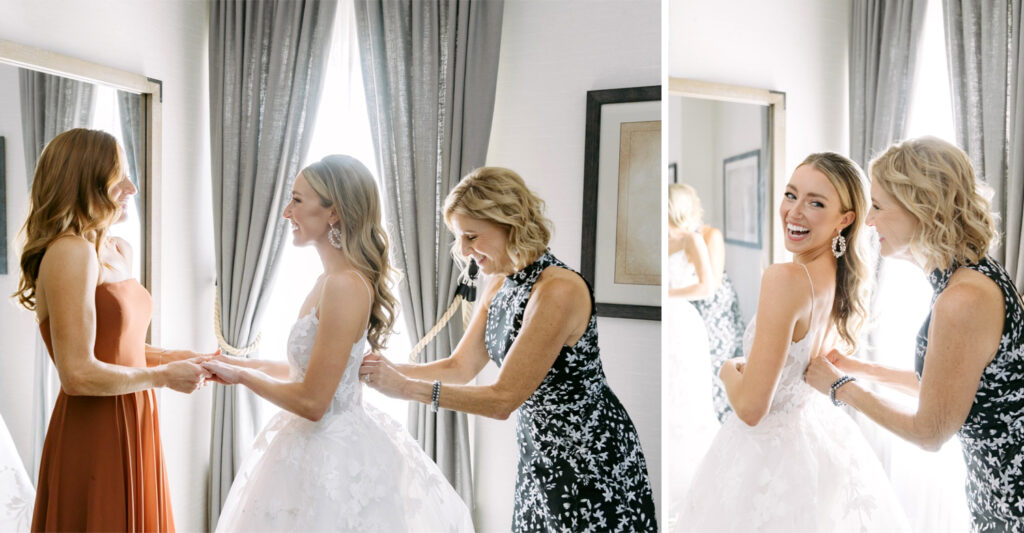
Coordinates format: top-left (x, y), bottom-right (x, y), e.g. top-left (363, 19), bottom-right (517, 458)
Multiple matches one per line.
top-left (215, 403), bottom-right (474, 533)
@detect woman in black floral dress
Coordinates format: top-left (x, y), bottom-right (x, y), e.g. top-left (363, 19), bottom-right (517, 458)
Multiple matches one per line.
top-left (805, 137), bottom-right (1024, 531)
top-left (360, 167), bottom-right (657, 532)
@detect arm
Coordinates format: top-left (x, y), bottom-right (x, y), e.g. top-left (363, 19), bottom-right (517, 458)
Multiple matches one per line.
top-left (807, 279), bottom-right (1003, 450)
top-left (823, 350), bottom-right (920, 396)
top-left (668, 232), bottom-right (715, 300)
top-left (206, 273), bottom-right (370, 421)
top-left (379, 274), bottom-right (502, 384)
top-left (704, 227), bottom-right (726, 288)
top-left (40, 237), bottom-right (207, 396)
top-left (719, 264), bottom-right (806, 426)
top-left (361, 267), bottom-right (591, 420)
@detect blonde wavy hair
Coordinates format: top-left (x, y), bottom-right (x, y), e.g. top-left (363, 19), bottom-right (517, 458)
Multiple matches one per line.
top-left (15, 128), bottom-right (126, 310)
top-left (443, 167), bottom-right (552, 271)
top-left (301, 155), bottom-right (398, 352)
top-left (800, 152), bottom-right (872, 350)
top-left (869, 136), bottom-right (997, 271)
top-left (667, 183), bottom-right (704, 230)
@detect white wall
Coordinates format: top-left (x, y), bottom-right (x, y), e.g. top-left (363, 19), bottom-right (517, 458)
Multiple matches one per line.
top-left (670, 0), bottom-right (850, 195)
top-left (0, 2), bottom-right (215, 531)
top-left (479, 0), bottom-right (661, 531)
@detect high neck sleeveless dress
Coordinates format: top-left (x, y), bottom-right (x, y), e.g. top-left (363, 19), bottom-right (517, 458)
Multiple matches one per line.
top-left (484, 251), bottom-right (657, 532)
top-left (212, 298), bottom-right (473, 532)
top-left (32, 279), bottom-right (175, 532)
top-left (916, 257), bottom-right (1024, 532)
top-left (675, 264), bottom-right (910, 532)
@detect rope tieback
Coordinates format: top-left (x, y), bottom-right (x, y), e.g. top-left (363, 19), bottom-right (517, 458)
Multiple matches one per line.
top-left (214, 290), bottom-right (262, 356)
top-left (407, 260), bottom-right (479, 363)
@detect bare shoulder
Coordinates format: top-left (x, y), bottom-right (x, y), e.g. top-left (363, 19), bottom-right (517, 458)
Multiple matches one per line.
top-left (704, 226), bottom-right (724, 244)
top-left (321, 270), bottom-right (372, 303)
top-left (759, 263), bottom-right (810, 311)
top-left (534, 266), bottom-right (589, 304)
top-left (41, 235), bottom-right (97, 274)
top-left (109, 236), bottom-right (133, 261)
top-left (935, 268), bottom-right (1005, 322)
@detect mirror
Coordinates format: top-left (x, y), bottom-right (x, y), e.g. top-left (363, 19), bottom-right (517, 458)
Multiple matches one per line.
top-left (667, 78), bottom-right (785, 321)
top-left (0, 39), bottom-right (162, 489)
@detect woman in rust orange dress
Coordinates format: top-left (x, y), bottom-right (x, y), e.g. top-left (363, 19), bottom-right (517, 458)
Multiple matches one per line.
top-left (14, 128), bottom-right (212, 532)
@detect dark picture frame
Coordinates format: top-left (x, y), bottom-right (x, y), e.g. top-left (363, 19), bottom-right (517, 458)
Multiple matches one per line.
top-left (722, 149), bottom-right (762, 249)
top-left (581, 85), bottom-right (661, 321)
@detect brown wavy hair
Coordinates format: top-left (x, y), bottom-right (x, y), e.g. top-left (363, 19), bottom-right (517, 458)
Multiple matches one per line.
top-left (15, 128), bottom-right (125, 310)
top-left (301, 155), bottom-right (398, 352)
top-left (443, 167), bottom-right (552, 271)
top-left (869, 136), bottom-right (997, 271)
top-left (800, 152), bottom-right (872, 350)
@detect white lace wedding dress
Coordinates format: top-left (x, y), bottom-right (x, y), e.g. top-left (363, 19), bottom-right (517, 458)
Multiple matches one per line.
top-left (663, 250), bottom-right (717, 530)
top-left (0, 412), bottom-right (33, 532)
top-left (673, 268), bottom-right (910, 533)
top-left (215, 310), bottom-right (474, 532)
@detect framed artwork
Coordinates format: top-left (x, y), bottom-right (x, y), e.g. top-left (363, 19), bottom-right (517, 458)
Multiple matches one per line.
top-left (722, 149), bottom-right (762, 248)
top-left (581, 85), bottom-right (661, 321)
top-left (0, 136), bottom-right (6, 275)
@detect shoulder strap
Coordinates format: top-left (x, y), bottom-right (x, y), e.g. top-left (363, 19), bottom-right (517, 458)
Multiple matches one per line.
top-left (797, 262), bottom-right (815, 317)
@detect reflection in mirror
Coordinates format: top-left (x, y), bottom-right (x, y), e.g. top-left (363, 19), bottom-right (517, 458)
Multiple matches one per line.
top-left (0, 41), bottom-right (160, 519)
top-left (669, 95), bottom-right (769, 323)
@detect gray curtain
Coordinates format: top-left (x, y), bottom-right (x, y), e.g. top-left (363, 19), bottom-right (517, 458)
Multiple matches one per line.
top-left (943, 0), bottom-right (1024, 285)
top-left (117, 91), bottom-right (146, 213)
top-left (207, 0), bottom-right (337, 529)
top-left (18, 69), bottom-right (95, 485)
top-left (848, 0), bottom-right (926, 474)
top-left (849, 0), bottom-right (928, 168)
top-left (353, 0), bottom-right (504, 504)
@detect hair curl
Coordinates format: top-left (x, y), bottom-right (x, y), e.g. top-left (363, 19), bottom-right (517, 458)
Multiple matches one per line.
top-left (869, 136), bottom-right (997, 271)
top-left (15, 128), bottom-right (125, 310)
top-left (667, 183), bottom-right (704, 230)
top-left (301, 155), bottom-right (399, 352)
top-left (443, 167), bottom-right (552, 271)
top-left (799, 152), bottom-right (872, 350)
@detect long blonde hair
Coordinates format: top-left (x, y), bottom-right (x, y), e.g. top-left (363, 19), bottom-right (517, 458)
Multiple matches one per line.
top-left (667, 183), bottom-right (703, 231)
top-left (869, 136), bottom-right (997, 271)
top-left (443, 167), bottom-right (552, 271)
top-left (301, 155), bottom-right (398, 352)
top-left (800, 153), bottom-right (872, 350)
top-left (15, 128), bottom-right (125, 310)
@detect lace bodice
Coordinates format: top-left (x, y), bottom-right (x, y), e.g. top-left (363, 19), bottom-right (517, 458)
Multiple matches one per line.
top-left (741, 318), bottom-right (818, 415)
top-left (669, 250), bottom-right (698, 289)
top-left (286, 311), bottom-right (367, 415)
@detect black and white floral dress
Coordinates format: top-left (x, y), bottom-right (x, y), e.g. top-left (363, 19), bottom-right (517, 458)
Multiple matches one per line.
top-left (916, 256), bottom-right (1024, 532)
top-left (485, 252), bottom-right (657, 532)
top-left (692, 272), bottom-right (745, 422)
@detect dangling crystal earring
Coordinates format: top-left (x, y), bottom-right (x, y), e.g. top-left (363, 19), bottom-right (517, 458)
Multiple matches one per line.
top-left (832, 233), bottom-right (847, 258)
top-left (328, 223), bottom-right (343, 249)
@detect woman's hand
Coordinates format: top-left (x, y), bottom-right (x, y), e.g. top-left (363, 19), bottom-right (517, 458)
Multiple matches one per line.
top-left (718, 358), bottom-right (744, 381)
top-left (161, 360), bottom-right (211, 393)
top-left (199, 360), bottom-right (246, 385)
top-left (804, 354), bottom-right (844, 395)
top-left (358, 353), bottom-right (409, 399)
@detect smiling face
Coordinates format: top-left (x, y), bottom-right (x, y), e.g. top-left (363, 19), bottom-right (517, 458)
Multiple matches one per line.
top-left (448, 212), bottom-right (514, 275)
top-left (779, 164), bottom-right (855, 256)
top-left (282, 173), bottom-right (337, 247)
top-left (866, 175), bottom-right (919, 262)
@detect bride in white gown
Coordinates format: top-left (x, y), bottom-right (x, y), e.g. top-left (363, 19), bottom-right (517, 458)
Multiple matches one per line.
top-left (202, 155), bottom-right (473, 532)
top-left (663, 187), bottom-right (716, 530)
top-left (0, 411), bottom-right (33, 532)
top-left (674, 153), bottom-right (909, 532)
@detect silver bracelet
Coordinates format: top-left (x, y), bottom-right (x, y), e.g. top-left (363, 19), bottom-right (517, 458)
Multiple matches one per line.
top-left (430, 380), bottom-right (441, 413)
top-left (829, 375), bottom-right (856, 407)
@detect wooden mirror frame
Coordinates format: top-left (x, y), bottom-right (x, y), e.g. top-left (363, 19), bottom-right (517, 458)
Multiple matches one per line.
top-left (668, 77), bottom-right (787, 265)
top-left (0, 39), bottom-right (163, 342)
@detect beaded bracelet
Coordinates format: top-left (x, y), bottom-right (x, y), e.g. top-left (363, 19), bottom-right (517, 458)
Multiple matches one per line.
top-left (430, 380), bottom-right (441, 413)
top-left (829, 375), bottom-right (856, 407)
